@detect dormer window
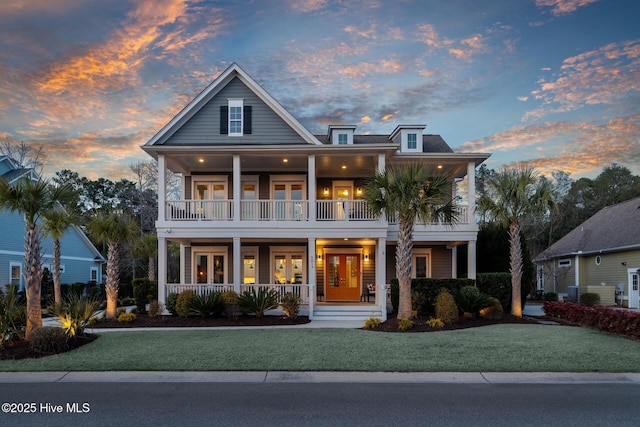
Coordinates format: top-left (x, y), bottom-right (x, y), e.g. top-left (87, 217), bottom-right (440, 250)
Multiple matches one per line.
top-left (407, 133), bottom-right (417, 150)
top-left (328, 125), bottom-right (356, 145)
top-left (220, 99), bottom-right (252, 136)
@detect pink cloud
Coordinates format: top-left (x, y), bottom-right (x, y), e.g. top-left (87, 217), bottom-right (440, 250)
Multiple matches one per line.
top-left (536, 0), bottom-right (599, 16)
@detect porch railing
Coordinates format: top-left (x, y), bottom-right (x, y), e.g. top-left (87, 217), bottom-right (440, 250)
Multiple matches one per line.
top-left (165, 200), bottom-right (468, 224)
top-left (165, 283), bottom-right (310, 305)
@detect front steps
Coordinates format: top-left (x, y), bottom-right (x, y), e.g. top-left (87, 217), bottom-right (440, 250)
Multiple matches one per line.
top-left (312, 304), bottom-right (384, 321)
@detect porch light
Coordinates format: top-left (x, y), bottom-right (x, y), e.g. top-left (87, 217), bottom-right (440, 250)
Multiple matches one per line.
top-left (283, 158), bottom-right (288, 163)
top-left (198, 158), bottom-right (204, 163)
top-left (323, 187), bottom-right (330, 196)
top-left (356, 187), bottom-right (362, 196)
top-left (437, 164), bottom-right (443, 169)
top-left (364, 253), bottom-right (369, 262)
top-left (341, 165), bottom-right (346, 169)
top-left (317, 253), bottom-right (322, 261)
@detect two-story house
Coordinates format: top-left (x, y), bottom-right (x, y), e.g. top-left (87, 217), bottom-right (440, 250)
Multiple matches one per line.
top-left (142, 63), bottom-right (490, 321)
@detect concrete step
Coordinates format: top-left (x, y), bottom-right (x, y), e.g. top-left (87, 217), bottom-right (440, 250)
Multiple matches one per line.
top-left (313, 305), bottom-right (383, 321)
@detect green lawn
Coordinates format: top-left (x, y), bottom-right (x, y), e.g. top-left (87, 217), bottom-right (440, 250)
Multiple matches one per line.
top-left (2, 324), bottom-right (639, 372)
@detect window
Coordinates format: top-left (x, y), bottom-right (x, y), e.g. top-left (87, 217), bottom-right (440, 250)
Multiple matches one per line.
top-left (90, 267), bottom-right (99, 283)
top-left (412, 250), bottom-right (431, 278)
top-left (228, 99), bottom-right (243, 136)
top-left (10, 262), bottom-right (22, 290)
top-left (595, 256), bottom-right (601, 265)
top-left (220, 100), bottom-right (251, 135)
top-left (558, 259), bottom-right (571, 268)
top-left (338, 133), bottom-right (348, 145)
top-left (407, 133), bottom-right (417, 150)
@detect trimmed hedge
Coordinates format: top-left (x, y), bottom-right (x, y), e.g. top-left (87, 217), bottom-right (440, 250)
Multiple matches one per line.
top-left (543, 301), bottom-right (640, 340)
top-left (476, 272), bottom-right (531, 312)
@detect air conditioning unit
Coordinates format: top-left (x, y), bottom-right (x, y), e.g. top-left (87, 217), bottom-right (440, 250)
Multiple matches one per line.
top-left (567, 286), bottom-right (579, 303)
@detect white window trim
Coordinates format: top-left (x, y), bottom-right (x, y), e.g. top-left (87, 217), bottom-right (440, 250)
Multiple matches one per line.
top-left (241, 247), bottom-right (259, 285)
top-left (270, 246), bottom-right (307, 285)
top-left (228, 98), bottom-right (243, 136)
top-left (9, 261), bottom-right (22, 290)
top-left (412, 249), bottom-right (432, 278)
top-left (401, 130), bottom-right (421, 152)
top-left (90, 266), bottom-right (99, 283)
top-left (558, 259), bottom-right (571, 268)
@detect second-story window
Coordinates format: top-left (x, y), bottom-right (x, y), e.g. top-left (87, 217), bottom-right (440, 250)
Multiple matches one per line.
top-left (407, 133), bottom-right (417, 150)
top-left (228, 99), bottom-right (243, 136)
top-left (338, 133), bottom-right (348, 145)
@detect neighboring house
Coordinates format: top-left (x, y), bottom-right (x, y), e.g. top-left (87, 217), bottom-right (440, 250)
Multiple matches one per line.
top-left (534, 196), bottom-right (640, 308)
top-left (0, 156), bottom-right (104, 292)
top-left (142, 63), bottom-right (490, 320)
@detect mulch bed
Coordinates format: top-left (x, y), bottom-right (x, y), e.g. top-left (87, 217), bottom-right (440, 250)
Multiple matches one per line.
top-left (1, 313), bottom-right (544, 360)
top-left (371, 313), bottom-right (542, 332)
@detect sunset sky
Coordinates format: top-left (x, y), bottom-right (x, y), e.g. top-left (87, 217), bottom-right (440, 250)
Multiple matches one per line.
top-left (1, 0), bottom-right (639, 181)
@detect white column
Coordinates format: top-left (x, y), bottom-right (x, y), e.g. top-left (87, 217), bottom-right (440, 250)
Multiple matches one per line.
top-left (157, 237), bottom-right (167, 306)
top-left (467, 161), bottom-right (476, 223)
top-left (233, 237), bottom-right (241, 293)
top-left (377, 153), bottom-right (386, 173)
top-left (376, 237), bottom-right (387, 321)
top-left (308, 237), bottom-right (316, 320)
top-left (180, 244), bottom-right (186, 284)
top-left (467, 240), bottom-right (477, 280)
top-left (451, 246), bottom-right (458, 278)
top-left (233, 155), bottom-right (241, 222)
top-left (157, 154), bottom-right (166, 222)
top-left (574, 255), bottom-right (580, 286)
top-left (307, 155), bottom-right (316, 221)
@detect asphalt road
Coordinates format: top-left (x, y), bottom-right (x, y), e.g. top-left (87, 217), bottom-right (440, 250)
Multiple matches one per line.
top-left (1, 381), bottom-right (639, 427)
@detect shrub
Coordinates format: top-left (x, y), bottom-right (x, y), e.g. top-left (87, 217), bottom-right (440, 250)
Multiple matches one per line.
top-left (238, 287), bottom-right (279, 318)
top-left (0, 286), bottom-right (26, 348)
top-left (148, 300), bottom-right (163, 318)
top-left (132, 278), bottom-right (156, 314)
top-left (411, 290), bottom-right (426, 315)
top-left (479, 297), bottom-right (504, 320)
top-left (476, 272), bottom-right (511, 311)
top-left (282, 292), bottom-right (302, 319)
top-left (397, 317), bottom-right (414, 331)
top-left (48, 293), bottom-right (101, 338)
top-left (451, 286), bottom-right (495, 316)
top-left (427, 318), bottom-right (445, 328)
top-left (175, 290), bottom-right (198, 317)
top-left (221, 291), bottom-right (240, 320)
top-left (580, 292), bottom-right (601, 307)
top-left (435, 289), bottom-right (459, 324)
top-left (390, 278), bottom-right (475, 315)
top-left (165, 293), bottom-right (179, 316)
top-left (364, 317), bottom-right (381, 329)
top-left (189, 292), bottom-right (224, 317)
top-left (117, 312), bottom-right (137, 323)
top-left (544, 292), bottom-right (558, 302)
top-left (29, 326), bottom-right (68, 354)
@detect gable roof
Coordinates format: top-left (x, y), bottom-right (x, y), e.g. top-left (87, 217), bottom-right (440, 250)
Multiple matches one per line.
top-left (535, 196), bottom-right (640, 261)
top-left (144, 63), bottom-right (321, 147)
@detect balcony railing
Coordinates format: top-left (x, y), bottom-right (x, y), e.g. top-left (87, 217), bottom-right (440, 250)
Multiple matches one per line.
top-left (165, 200), bottom-right (469, 224)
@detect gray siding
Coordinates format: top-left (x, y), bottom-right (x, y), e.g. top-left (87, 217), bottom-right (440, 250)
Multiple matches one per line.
top-left (165, 77), bottom-right (305, 146)
top-left (430, 246), bottom-right (452, 278)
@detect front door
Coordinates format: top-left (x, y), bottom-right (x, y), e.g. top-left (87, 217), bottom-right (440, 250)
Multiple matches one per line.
top-left (630, 272), bottom-right (639, 309)
top-left (326, 254), bottom-right (360, 301)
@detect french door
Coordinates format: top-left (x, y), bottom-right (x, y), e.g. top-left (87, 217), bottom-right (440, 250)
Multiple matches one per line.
top-left (194, 180), bottom-right (227, 219)
top-left (194, 252), bottom-right (226, 284)
top-left (326, 254), bottom-right (360, 301)
top-left (630, 272), bottom-right (639, 309)
top-left (273, 181), bottom-right (305, 220)
top-left (273, 253), bottom-right (304, 284)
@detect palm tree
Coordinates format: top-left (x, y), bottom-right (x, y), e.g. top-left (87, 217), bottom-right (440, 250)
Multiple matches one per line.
top-left (87, 212), bottom-right (138, 319)
top-left (0, 176), bottom-right (74, 339)
top-left (477, 166), bottom-right (554, 317)
top-left (364, 163), bottom-right (457, 319)
top-left (134, 233), bottom-right (158, 281)
top-left (42, 209), bottom-right (76, 306)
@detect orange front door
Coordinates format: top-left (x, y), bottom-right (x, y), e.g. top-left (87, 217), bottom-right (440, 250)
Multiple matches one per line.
top-left (326, 254), bottom-right (360, 301)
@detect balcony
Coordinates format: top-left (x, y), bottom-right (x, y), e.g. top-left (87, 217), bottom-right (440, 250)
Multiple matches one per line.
top-left (165, 199), bottom-right (469, 224)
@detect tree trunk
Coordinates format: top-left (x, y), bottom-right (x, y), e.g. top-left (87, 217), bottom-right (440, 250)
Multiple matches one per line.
top-left (52, 238), bottom-right (62, 306)
top-left (24, 222), bottom-right (43, 340)
top-left (105, 242), bottom-right (120, 320)
top-left (396, 216), bottom-right (414, 319)
top-left (509, 222), bottom-right (523, 317)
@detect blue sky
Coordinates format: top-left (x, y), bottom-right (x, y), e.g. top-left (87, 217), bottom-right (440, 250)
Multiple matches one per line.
top-left (1, 0), bottom-right (639, 181)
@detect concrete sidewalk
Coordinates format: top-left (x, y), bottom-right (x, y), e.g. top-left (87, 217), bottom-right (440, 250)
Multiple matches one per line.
top-left (0, 371), bottom-right (639, 384)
